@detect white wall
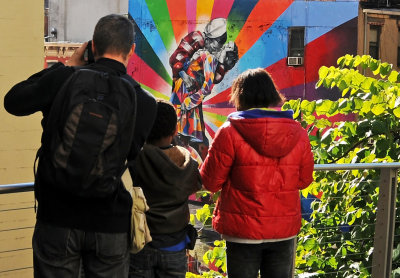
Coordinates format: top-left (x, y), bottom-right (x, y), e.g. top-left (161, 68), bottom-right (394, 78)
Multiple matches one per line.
top-left (48, 0), bottom-right (129, 43)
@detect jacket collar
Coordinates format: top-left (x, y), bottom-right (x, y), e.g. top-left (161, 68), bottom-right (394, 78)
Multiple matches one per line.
top-left (95, 58), bottom-right (127, 75)
top-left (228, 108), bottom-right (294, 120)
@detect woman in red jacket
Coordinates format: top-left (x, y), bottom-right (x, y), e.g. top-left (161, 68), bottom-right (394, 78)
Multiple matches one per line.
top-left (200, 68), bottom-right (314, 278)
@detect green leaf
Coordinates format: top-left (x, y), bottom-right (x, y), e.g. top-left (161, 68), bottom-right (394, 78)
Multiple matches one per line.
top-left (393, 106), bottom-right (400, 118)
top-left (327, 101), bottom-right (339, 116)
top-left (337, 56), bottom-right (346, 67)
top-left (342, 87), bottom-right (350, 97)
top-left (304, 238), bottom-right (317, 251)
top-left (371, 120), bottom-right (386, 135)
top-left (315, 118), bottom-right (331, 129)
top-left (360, 78), bottom-right (373, 92)
top-left (360, 100), bottom-right (372, 115)
top-left (379, 62), bottom-right (392, 77)
top-left (321, 129), bottom-right (334, 145)
top-left (327, 257), bottom-right (338, 269)
top-left (318, 66), bottom-right (330, 79)
top-left (373, 64), bottom-right (381, 75)
top-left (371, 103), bottom-right (385, 115)
top-left (301, 100), bottom-right (316, 116)
top-left (375, 139), bottom-right (389, 158)
top-left (316, 99), bottom-right (333, 116)
top-left (353, 98), bottom-right (363, 110)
top-left (304, 114), bottom-right (316, 125)
top-left (369, 59), bottom-right (379, 72)
top-left (342, 246), bottom-right (348, 257)
top-left (338, 99), bottom-right (352, 113)
top-left (388, 70), bottom-right (399, 83)
top-left (348, 214), bottom-right (356, 225)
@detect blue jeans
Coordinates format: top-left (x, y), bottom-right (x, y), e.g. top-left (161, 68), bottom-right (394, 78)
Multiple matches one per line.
top-left (226, 238), bottom-right (295, 278)
top-left (129, 245), bottom-right (187, 278)
top-left (32, 220), bottom-right (130, 278)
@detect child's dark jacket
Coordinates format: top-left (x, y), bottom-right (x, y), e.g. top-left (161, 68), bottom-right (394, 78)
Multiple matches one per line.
top-left (134, 144), bottom-right (202, 240)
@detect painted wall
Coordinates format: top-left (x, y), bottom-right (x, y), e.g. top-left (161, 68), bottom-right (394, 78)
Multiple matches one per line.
top-left (0, 2), bottom-right (42, 276)
top-left (1, 0), bottom-right (44, 185)
top-left (47, 0), bottom-right (128, 43)
top-left (128, 0), bottom-right (359, 143)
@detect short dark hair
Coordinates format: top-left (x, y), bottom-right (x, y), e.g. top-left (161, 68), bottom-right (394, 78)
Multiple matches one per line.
top-left (229, 68), bottom-right (286, 111)
top-left (92, 14), bottom-right (135, 58)
top-left (146, 99), bottom-right (177, 143)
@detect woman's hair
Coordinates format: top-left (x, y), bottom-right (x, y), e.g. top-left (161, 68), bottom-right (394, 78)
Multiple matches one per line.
top-left (146, 99), bottom-right (177, 143)
top-left (229, 68), bottom-right (286, 111)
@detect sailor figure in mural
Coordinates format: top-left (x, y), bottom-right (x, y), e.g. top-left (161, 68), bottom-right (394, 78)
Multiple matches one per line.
top-left (169, 18), bottom-right (238, 146)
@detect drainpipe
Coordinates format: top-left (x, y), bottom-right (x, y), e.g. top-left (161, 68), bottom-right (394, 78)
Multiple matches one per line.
top-left (363, 9), bottom-right (368, 75)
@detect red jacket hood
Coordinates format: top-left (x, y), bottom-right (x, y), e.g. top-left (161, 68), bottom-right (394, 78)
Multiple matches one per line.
top-left (228, 109), bottom-right (302, 158)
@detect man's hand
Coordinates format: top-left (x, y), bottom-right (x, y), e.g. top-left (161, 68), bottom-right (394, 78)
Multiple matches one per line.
top-left (180, 71), bottom-right (197, 92)
top-left (66, 42), bottom-right (88, 67)
top-left (221, 42), bottom-right (238, 70)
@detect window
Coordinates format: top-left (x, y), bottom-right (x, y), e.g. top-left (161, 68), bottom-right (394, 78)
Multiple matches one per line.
top-left (288, 27), bottom-right (305, 57)
top-left (288, 27), bottom-right (305, 66)
top-left (369, 25), bottom-right (380, 60)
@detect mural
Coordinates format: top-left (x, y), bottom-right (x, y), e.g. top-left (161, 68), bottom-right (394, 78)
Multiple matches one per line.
top-left (127, 0), bottom-right (359, 150)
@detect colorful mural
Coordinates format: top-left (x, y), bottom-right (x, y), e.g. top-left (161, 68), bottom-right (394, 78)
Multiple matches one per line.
top-left (127, 0), bottom-right (359, 144)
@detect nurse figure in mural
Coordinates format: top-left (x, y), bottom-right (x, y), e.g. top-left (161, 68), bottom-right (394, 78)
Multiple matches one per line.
top-left (169, 18), bottom-right (238, 146)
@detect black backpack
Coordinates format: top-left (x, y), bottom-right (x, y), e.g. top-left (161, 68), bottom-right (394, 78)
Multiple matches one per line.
top-left (35, 68), bottom-right (137, 198)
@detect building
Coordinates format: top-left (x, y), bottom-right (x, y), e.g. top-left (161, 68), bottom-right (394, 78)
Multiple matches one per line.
top-left (358, 0), bottom-right (400, 70)
top-left (44, 0), bottom-right (128, 67)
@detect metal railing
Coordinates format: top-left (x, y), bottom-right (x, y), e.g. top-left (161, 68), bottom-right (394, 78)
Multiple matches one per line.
top-left (188, 163), bottom-right (400, 277)
top-left (0, 182), bottom-right (34, 194)
top-left (2, 162), bottom-right (400, 278)
top-left (315, 163), bottom-right (400, 278)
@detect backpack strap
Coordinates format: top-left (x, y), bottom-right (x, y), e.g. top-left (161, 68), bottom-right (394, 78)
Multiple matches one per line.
top-left (117, 75), bottom-right (139, 180)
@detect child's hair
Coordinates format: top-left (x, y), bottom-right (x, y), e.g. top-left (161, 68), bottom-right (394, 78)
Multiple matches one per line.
top-left (229, 68), bottom-right (286, 111)
top-left (146, 99), bottom-right (177, 143)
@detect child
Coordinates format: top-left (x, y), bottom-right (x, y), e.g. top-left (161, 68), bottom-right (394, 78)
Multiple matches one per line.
top-left (200, 68), bottom-right (314, 278)
top-left (129, 99), bottom-right (202, 278)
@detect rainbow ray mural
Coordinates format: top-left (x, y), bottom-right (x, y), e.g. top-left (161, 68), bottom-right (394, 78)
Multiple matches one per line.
top-left (127, 0), bottom-right (359, 143)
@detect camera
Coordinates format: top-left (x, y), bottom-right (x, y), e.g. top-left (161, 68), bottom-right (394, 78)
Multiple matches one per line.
top-left (84, 40), bottom-right (95, 64)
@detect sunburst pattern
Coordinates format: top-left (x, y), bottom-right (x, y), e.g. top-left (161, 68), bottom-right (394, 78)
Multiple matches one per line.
top-left (127, 0), bottom-right (358, 141)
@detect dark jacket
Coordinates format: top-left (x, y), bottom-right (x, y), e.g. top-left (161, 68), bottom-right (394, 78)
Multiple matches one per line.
top-left (200, 109), bottom-right (314, 240)
top-left (134, 144), bottom-right (202, 245)
top-left (3, 58), bottom-right (157, 233)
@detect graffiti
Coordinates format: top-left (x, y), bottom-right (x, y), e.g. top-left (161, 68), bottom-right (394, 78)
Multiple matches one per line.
top-left (127, 0), bottom-right (359, 144)
top-left (169, 18), bottom-right (238, 145)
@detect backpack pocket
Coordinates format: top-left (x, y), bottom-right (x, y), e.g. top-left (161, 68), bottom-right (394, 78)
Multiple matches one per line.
top-left (53, 99), bottom-right (119, 196)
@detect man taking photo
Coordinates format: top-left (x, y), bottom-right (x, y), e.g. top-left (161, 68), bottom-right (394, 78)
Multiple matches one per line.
top-left (4, 14), bottom-right (156, 278)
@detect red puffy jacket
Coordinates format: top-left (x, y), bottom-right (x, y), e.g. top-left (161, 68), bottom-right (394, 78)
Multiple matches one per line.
top-left (200, 109), bottom-right (314, 239)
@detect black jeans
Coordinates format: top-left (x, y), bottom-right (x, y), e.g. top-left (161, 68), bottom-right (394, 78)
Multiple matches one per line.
top-left (226, 238), bottom-right (296, 278)
top-left (32, 220), bottom-right (130, 278)
top-left (129, 245), bottom-right (187, 278)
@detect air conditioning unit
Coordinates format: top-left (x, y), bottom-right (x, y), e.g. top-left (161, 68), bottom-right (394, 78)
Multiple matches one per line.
top-left (287, 56), bottom-right (303, 66)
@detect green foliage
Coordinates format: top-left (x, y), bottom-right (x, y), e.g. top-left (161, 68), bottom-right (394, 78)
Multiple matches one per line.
top-left (195, 204), bottom-right (214, 226)
top-left (188, 55), bottom-right (400, 277)
top-left (283, 54), bottom-right (400, 277)
top-left (203, 240), bottom-right (227, 273)
top-left (185, 270), bottom-right (224, 278)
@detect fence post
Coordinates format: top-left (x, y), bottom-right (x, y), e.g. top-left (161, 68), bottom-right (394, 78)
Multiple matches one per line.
top-left (371, 168), bottom-right (398, 278)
